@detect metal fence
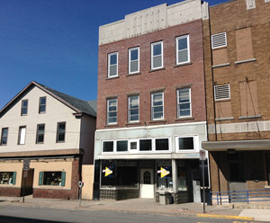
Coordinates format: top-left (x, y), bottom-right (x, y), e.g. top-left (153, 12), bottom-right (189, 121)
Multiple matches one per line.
top-left (211, 189), bottom-right (270, 205)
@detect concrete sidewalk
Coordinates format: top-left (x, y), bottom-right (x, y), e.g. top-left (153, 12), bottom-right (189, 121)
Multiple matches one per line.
top-left (0, 196), bottom-right (270, 222)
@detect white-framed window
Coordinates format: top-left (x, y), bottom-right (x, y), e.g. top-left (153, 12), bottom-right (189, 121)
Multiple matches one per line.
top-left (1, 128), bottom-right (8, 145)
top-left (176, 35), bottom-right (190, 65)
top-left (154, 138), bottom-right (170, 152)
top-left (107, 98), bottom-right (117, 125)
top-left (177, 88), bottom-right (192, 118)
top-left (116, 140), bottom-right (128, 152)
top-left (128, 95), bottom-right (139, 123)
top-left (151, 92), bottom-right (164, 120)
top-left (18, 126), bottom-right (26, 145)
top-left (129, 140), bottom-right (139, 153)
top-left (103, 140), bottom-right (114, 153)
top-left (151, 41), bottom-right (163, 70)
top-left (139, 139), bottom-right (152, 152)
top-left (129, 47), bottom-right (140, 74)
top-left (39, 97), bottom-right (46, 113)
top-left (108, 52), bottom-right (118, 78)
top-left (21, 99), bottom-right (28, 116)
top-left (214, 84), bottom-right (230, 101)
top-left (211, 32), bottom-right (227, 49)
top-left (176, 136), bottom-right (199, 152)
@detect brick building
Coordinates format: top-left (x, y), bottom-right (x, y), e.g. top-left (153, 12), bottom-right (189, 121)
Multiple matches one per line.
top-left (94, 0), bottom-right (209, 203)
top-left (202, 0), bottom-right (270, 203)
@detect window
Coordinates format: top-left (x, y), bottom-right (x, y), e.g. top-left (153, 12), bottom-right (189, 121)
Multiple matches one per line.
top-left (151, 92), bottom-right (164, 120)
top-left (178, 137), bottom-right (194, 151)
top-left (151, 41), bottom-right (163, 70)
top-left (176, 35), bottom-right (190, 65)
top-left (130, 140), bottom-right (138, 152)
top-left (214, 84), bottom-right (230, 101)
top-left (107, 98), bottom-right (117, 124)
top-left (177, 88), bottom-right (191, 118)
top-left (103, 141), bottom-right (114, 152)
top-left (267, 155), bottom-right (270, 186)
top-left (56, 122), bottom-right (65, 142)
top-left (39, 97), bottom-right (46, 113)
top-left (18, 126), bottom-right (26, 145)
top-left (129, 47), bottom-right (140, 74)
top-left (36, 124), bottom-right (45, 144)
top-left (157, 160), bottom-right (172, 190)
top-left (140, 139), bottom-right (152, 151)
top-left (39, 171), bottom-right (66, 186)
top-left (0, 172), bottom-right (16, 185)
top-left (128, 95), bottom-right (139, 122)
top-left (1, 128), bottom-right (8, 145)
top-left (21, 99), bottom-right (28, 115)
top-left (108, 52), bottom-right (118, 78)
top-left (155, 138), bottom-right (169, 151)
top-left (211, 32), bottom-right (227, 49)
top-left (117, 140), bottom-right (128, 152)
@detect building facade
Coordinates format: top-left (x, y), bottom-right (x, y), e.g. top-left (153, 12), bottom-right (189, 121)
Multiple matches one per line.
top-left (94, 0), bottom-right (209, 203)
top-left (0, 81), bottom-right (96, 199)
top-left (202, 0), bottom-right (270, 203)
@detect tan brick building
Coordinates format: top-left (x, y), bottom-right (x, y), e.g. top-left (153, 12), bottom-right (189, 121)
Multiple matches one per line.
top-left (94, 0), bottom-right (209, 203)
top-left (202, 0), bottom-right (270, 204)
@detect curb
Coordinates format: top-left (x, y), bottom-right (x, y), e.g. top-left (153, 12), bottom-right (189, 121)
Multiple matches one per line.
top-left (197, 213), bottom-right (254, 221)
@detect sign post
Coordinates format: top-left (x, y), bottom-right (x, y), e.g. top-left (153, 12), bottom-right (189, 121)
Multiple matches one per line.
top-left (199, 150), bottom-right (206, 213)
top-left (78, 181), bottom-right (84, 207)
top-left (22, 159), bottom-right (30, 203)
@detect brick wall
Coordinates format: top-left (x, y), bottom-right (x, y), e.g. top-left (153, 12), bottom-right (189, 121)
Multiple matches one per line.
top-left (97, 19), bottom-right (206, 129)
top-left (0, 187), bottom-right (21, 197)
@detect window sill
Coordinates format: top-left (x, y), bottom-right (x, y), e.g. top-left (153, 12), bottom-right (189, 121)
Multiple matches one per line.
top-left (212, 63), bottom-right (230, 68)
top-left (239, 115), bottom-right (262, 120)
top-left (149, 119), bottom-right (167, 124)
top-left (149, 67), bottom-right (165, 73)
top-left (235, 58), bottom-right (256, 65)
top-left (125, 122), bottom-right (141, 126)
top-left (215, 117), bottom-right (234, 121)
top-left (174, 61), bottom-right (192, 68)
top-left (105, 124), bottom-right (119, 127)
top-left (127, 72), bottom-right (141, 76)
top-left (106, 76), bottom-right (119, 80)
top-left (175, 117), bottom-right (194, 121)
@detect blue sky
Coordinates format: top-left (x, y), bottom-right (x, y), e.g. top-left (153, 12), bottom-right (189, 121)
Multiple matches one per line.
top-left (0, 0), bottom-right (225, 109)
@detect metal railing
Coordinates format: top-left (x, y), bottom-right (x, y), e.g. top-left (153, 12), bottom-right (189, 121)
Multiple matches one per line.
top-left (211, 189), bottom-right (270, 205)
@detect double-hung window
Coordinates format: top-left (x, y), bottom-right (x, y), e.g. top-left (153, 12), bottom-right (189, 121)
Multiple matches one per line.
top-left (18, 126), bottom-right (26, 145)
top-left (177, 88), bottom-right (191, 118)
top-left (107, 98), bottom-right (117, 124)
top-left (151, 92), bottom-right (164, 120)
top-left (129, 47), bottom-right (140, 74)
top-left (128, 95), bottom-right (139, 122)
top-left (36, 124), bottom-right (45, 144)
top-left (108, 52), bottom-right (118, 78)
top-left (176, 35), bottom-right (190, 65)
top-left (1, 128), bottom-right (8, 145)
top-left (56, 122), bottom-right (65, 142)
top-left (21, 100), bottom-right (28, 115)
top-left (151, 41), bottom-right (163, 70)
top-left (39, 97), bottom-right (46, 113)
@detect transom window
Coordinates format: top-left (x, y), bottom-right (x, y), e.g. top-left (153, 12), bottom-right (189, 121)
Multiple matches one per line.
top-left (39, 171), bottom-right (66, 186)
top-left (1, 128), bottom-right (8, 145)
top-left (21, 99), bottom-right (28, 115)
top-left (155, 138), bottom-right (169, 151)
top-left (129, 47), bottom-right (140, 74)
top-left (177, 88), bottom-right (191, 118)
top-left (178, 137), bottom-right (195, 151)
top-left (128, 95), bottom-right (139, 122)
top-left (39, 97), bottom-right (46, 113)
top-left (56, 122), bottom-right (65, 142)
top-left (107, 98), bottom-right (117, 124)
top-left (36, 124), bottom-right (45, 144)
top-left (103, 141), bottom-right (114, 152)
top-left (151, 92), bottom-right (164, 120)
top-left (176, 35), bottom-right (190, 65)
top-left (117, 140), bottom-right (128, 152)
top-left (151, 41), bottom-right (163, 70)
top-left (108, 52), bottom-right (118, 78)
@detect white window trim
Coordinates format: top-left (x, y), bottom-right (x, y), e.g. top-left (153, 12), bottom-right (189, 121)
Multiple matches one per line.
top-left (102, 140), bottom-right (115, 153)
top-left (129, 47), bottom-right (140, 74)
top-left (176, 136), bottom-right (199, 153)
top-left (211, 32), bottom-right (227, 49)
top-left (116, 140), bottom-right (129, 153)
top-left (151, 92), bottom-right (164, 121)
top-left (177, 88), bottom-right (192, 118)
top-left (107, 98), bottom-right (118, 125)
top-left (214, 84), bottom-right (231, 101)
top-left (128, 95), bottom-right (140, 123)
top-left (129, 139), bottom-right (139, 153)
top-left (108, 52), bottom-right (118, 78)
top-left (153, 137), bottom-right (171, 153)
top-left (176, 35), bottom-right (190, 65)
top-left (18, 126), bottom-right (26, 145)
top-left (151, 41), bottom-right (163, 70)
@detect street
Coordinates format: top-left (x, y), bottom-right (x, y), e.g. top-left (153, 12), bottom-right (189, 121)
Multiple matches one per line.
top-left (0, 205), bottom-right (264, 223)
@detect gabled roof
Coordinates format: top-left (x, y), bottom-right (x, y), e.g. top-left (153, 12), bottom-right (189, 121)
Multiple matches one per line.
top-left (0, 81), bottom-right (96, 118)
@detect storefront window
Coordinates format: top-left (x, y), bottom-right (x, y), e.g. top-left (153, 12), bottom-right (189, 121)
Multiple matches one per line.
top-left (0, 172), bottom-right (16, 185)
top-left (157, 160), bottom-right (172, 190)
top-left (177, 161), bottom-right (187, 191)
top-left (39, 171), bottom-right (65, 186)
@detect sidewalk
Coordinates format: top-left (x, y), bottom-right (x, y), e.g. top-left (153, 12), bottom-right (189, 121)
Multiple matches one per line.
top-left (0, 196), bottom-right (270, 222)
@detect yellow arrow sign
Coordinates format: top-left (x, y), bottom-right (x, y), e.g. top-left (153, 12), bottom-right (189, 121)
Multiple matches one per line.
top-left (103, 167), bottom-right (113, 177)
top-left (157, 167), bottom-right (170, 178)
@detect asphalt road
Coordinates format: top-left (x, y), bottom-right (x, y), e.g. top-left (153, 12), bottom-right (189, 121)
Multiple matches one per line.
top-left (0, 205), bottom-right (263, 223)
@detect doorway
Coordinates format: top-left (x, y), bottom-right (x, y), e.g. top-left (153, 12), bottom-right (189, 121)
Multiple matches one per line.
top-left (140, 169), bottom-right (154, 198)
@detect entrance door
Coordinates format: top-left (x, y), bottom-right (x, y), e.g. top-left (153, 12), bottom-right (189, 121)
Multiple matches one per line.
top-left (140, 169), bottom-right (154, 198)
